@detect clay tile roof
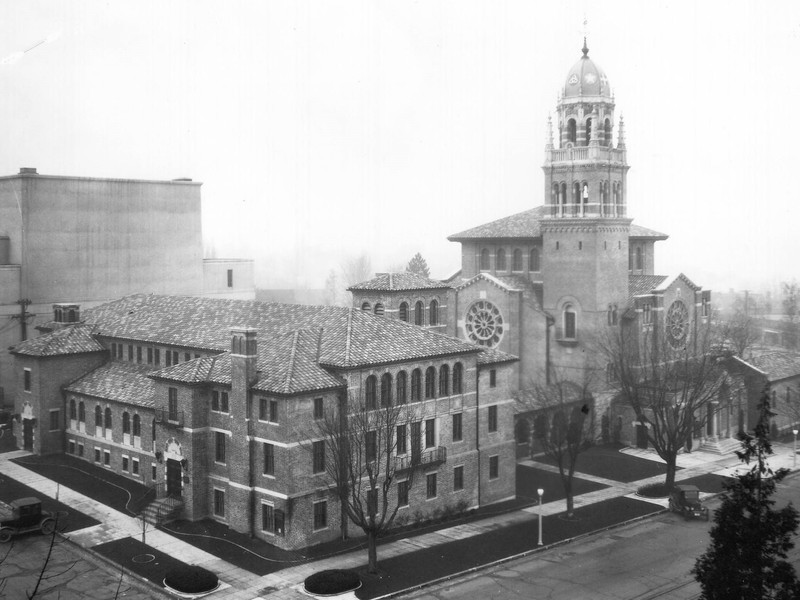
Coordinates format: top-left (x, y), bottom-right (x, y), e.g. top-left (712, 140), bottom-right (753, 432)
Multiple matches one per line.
top-left (348, 272), bottom-right (451, 292)
top-left (65, 362), bottom-right (157, 408)
top-left (477, 347), bottom-right (519, 366)
top-left (11, 325), bottom-right (105, 357)
top-left (629, 275), bottom-right (669, 301)
top-left (448, 205), bottom-right (668, 241)
top-left (746, 351), bottom-right (800, 382)
top-left (81, 294), bottom-right (481, 372)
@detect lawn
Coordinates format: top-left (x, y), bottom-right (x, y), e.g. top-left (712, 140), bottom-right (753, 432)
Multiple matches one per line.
top-left (534, 444), bottom-right (678, 483)
top-left (93, 536), bottom-right (198, 591)
top-left (161, 519), bottom-right (304, 576)
top-left (355, 496), bottom-right (662, 599)
top-left (0, 472), bottom-right (100, 534)
top-left (517, 463), bottom-right (608, 504)
top-left (12, 453), bottom-right (150, 516)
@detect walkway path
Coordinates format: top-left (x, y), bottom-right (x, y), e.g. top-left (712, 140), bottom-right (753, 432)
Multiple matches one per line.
top-left (3, 445), bottom-right (794, 600)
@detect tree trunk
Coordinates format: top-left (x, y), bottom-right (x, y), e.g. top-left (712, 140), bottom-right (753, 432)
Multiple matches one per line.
top-left (565, 478), bottom-right (574, 517)
top-left (367, 530), bottom-right (378, 573)
top-left (665, 455), bottom-right (677, 490)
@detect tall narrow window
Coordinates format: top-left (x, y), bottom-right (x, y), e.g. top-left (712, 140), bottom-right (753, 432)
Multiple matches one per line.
top-left (69, 399), bottom-right (76, 421)
top-left (425, 418), bottom-right (436, 448)
top-left (512, 249), bottom-right (523, 271)
top-left (380, 373), bottom-right (392, 407)
top-left (214, 489), bottom-right (225, 516)
top-left (453, 363), bottom-right (463, 394)
top-left (452, 413), bottom-right (463, 442)
top-left (426, 473), bottom-right (437, 499)
top-left (396, 371), bottom-right (407, 404)
top-left (396, 424), bottom-right (407, 454)
top-left (454, 465), bottom-right (464, 491)
top-left (313, 501), bottom-right (327, 530)
top-left (488, 405), bottom-right (498, 432)
top-left (564, 304), bottom-right (577, 339)
top-left (215, 432), bottom-right (226, 463)
top-left (104, 407), bottom-right (112, 429)
top-left (399, 302), bottom-right (409, 322)
top-left (365, 431), bottom-right (377, 462)
top-left (313, 440), bottom-right (325, 473)
top-left (398, 480), bottom-right (409, 507)
top-left (489, 455), bottom-right (499, 479)
top-left (530, 247), bottom-right (540, 272)
top-left (365, 375), bottom-right (377, 410)
top-left (133, 414), bottom-right (141, 437)
top-left (429, 300), bottom-right (438, 326)
top-left (262, 503), bottom-right (275, 532)
top-left (635, 246), bottom-right (643, 270)
top-left (23, 369), bottom-right (31, 392)
top-left (168, 388), bottom-right (178, 421)
top-left (227, 269), bottom-right (233, 288)
top-left (78, 402), bottom-right (85, 424)
top-left (439, 364), bottom-right (449, 397)
top-left (411, 369), bottom-right (422, 402)
top-left (585, 118), bottom-right (592, 145)
top-left (415, 301), bottom-right (424, 326)
top-left (123, 412), bottom-right (130, 435)
top-left (567, 118), bottom-right (576, 144)
top-left (313, 397), bottom-right (324, 419)
top-left (264, 443), bottom-right (275, 475)
top-left (480, 248), bottom-right (490, 270)
top-left (424, 367), bottom-right (436, 399)
top-left (496, 248), bottom-right (506, 271)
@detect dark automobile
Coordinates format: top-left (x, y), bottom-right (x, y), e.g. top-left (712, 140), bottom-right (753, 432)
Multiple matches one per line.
top-left (0, 497), bottom-right (57, 542)
top-left (668, 484), bottom-right (709, 521)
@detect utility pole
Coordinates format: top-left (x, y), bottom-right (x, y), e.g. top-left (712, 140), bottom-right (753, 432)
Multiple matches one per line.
top-left (13, 298), bottom-right (33, 340)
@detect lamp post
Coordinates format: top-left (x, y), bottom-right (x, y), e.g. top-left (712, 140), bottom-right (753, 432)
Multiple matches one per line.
top-left (537, 488), bottom-right (544, 546)
top-left (793, 429), bottom-right (798, 468)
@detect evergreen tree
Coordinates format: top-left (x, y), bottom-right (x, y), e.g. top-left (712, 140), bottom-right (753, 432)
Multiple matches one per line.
top-left (406, 253), bottom-right (430, 278)
top-left (692, 388), bottom-right (800, 599)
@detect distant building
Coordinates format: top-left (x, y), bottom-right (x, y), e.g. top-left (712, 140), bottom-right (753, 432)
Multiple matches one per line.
top-left (0, 168), bottom-right (254, 407)
top-left (11, 294), bottom-right (516, 549)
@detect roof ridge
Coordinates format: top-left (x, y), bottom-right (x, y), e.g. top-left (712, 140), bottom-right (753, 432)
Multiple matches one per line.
top-left (344, 308), bottom-right (354, 366)
top-left (283, 330), bottom-right (301, 394)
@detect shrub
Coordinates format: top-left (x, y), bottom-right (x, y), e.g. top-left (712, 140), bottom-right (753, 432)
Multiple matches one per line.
top-left (637, 482), bottom-right (671, 498)
top-left (304, 570), bottom-right (361, 595)
top-left (164, 566), bottom-right (219, 594)
top-left (456, 499), bottom-right (470, 515)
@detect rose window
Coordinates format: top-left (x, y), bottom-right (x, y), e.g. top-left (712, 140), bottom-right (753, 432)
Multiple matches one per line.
top-left (465, 301), bottom-right (504, 347)
top-left (666, 300), bottom-right (689, 348)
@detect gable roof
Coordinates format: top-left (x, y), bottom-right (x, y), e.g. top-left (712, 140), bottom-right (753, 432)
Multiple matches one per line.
top-left (65, 362), bottom-right (157, 408)
top-left (348, 272), bottom-right (451, 292)
top-left (12, 325), bottom-right (105, 357)
top-left (743, 351), bottom-right (800, 383)
top-left (447, 205), bottom-right (668, 241)
top-left (629, 275), bottom-right (669, 301)
top-left (81, 294), bottom-right (481, 369)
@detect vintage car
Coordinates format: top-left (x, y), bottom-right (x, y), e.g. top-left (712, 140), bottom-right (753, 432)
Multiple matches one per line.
top-left (0, 497), bottom-right (57, 542)
top-left (668, 484), bottom-right (709, 521)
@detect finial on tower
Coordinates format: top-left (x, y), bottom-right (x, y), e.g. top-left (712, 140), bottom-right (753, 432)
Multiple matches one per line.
top-left (546, 114), bottom-right (554, 149)
top-left (581, 16), bottom-right (589, 57)
top-left (617, 114), bottom-right (626, 149)
top-left (582, 37), bottom-right (589, 57)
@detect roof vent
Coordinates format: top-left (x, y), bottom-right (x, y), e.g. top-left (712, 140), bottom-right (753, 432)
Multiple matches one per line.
top-left (172, 177), bottom-right (192, 182)
top-left (19, 168), bottom-right (37, 175)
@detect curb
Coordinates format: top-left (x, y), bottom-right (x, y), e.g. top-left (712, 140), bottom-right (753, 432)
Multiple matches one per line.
top-left (370, 505), bottom-right (669, 600)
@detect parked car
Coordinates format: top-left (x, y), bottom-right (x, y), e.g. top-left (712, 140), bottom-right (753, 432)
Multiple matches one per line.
top-left (668, 484), bottom-right (709, 521)
top-left (0, 497), bottom-right (57, 542)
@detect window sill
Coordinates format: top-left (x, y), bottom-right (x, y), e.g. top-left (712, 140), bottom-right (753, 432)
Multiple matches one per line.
top-left (262, 473), bottom-right (276, 479)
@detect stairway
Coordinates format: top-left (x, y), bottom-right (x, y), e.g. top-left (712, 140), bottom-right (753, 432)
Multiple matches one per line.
top-left (698, 437), bottom-right (741, 456)
top-left (141, 497), bottom-right (183, 525)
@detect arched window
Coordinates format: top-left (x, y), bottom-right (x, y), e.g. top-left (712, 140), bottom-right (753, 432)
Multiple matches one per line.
top-left (411, 369), bottom-right (422, 401)
top-left (425, 367), bottom-right (436, 399)
top-left (561, 183), bottom-right (568, 211)
top-left (122, 412), bottom-right (130, 434)
top-left (78, 401), bottom-right (85, 423)
top-left (374, 303), bottom-right (384, 317)
top-left (365, 375), bottom-right (377, 410)
top-left (567, 118), bottom-right (576, 144)
top-left (133, 414), bottom-right (141, 437)
top-left (563, 304), bottom-right (577, 340)
top-left (607, 304), bottom-right (618, 326)
top-left (439, 364), bottom-right (450, 397)
top-left (69, 399), bottom-right (76, 420)
top-left (429, 300), bottom-right (438, 326)
top-left (396, 371), bottom-right (407, 404)
top-left (361, 301), bottom-right (371, 312)
top-left (380, 373), bottom-right (392, 407)
top-left (530, 247), bottom-right (540, 272)
top-left (496, 248), bottom-right (506, 271)
top-left (399, 302), bottom-right (409, 322)
top-left (105, 407), bottom-right (112, 429)
top-left (512, 249), bottom-right (522, 271)
top-left (635, 246), bottom-right (643, 270)
top-left (480, 249), bottom-right (490, 270)
top-left (585, 118), bottom-right (592, 145)
top-left (95, 405), bottom-right (102, 427)
top-left (604, 118), bottom-right (612, 146)
top-left (453, 363), bottom-right (463, 394)
top-left (415, 301), bottom-right (424, 326)
top-left (67, 309), bottom-right (76, 322)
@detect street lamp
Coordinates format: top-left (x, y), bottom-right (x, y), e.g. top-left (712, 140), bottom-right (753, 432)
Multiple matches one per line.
top-left (537, 488), bottom-right (544, 546)
top-left (793, 429), bottom-right (798, 468)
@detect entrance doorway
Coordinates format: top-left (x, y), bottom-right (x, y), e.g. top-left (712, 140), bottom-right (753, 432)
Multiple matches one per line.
top-left (636, 423), bottom-right (648, 449)
top-left (166, 459), bottom-right (182, 498)
top-left (22, 419), bottom-right (33, 451)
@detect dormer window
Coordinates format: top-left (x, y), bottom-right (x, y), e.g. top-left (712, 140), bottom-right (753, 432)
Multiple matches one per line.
top-left (53, 303), bottom-right (80, 323)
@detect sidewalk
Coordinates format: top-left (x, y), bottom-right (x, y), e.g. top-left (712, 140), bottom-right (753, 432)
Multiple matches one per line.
top-left (1, 445), bottom-right (792, 600)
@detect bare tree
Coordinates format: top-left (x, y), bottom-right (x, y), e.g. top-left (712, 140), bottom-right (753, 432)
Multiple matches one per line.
top-left (314, 390), bottom-right (420, 573)
top-left (26, 514), bottom-right (78, 599)
top-left (517, 371), bottom-right (595, 517)
top-left (783, 280), bottom-right (800, 323)
top-left (341, 254), bottom-right (373, 305)
top-left (600, 320), bottom-right (726, 490)
top-left (718, 306), bottom-right (759, 358)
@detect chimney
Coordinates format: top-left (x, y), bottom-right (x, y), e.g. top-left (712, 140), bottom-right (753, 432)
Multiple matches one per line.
top-left (19, 167), bottom-right (37, 175)
top-left (230, 327), bottom-right (258, 387)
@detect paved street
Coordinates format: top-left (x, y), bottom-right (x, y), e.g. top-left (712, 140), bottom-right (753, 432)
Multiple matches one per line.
top-left (0, 534), bottom-right (155, 600)
top-left (402, 471), bottom-right (800, 600)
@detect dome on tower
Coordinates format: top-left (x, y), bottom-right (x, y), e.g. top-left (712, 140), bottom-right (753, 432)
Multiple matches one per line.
top-left (563, 39), bottom-right (611, 98)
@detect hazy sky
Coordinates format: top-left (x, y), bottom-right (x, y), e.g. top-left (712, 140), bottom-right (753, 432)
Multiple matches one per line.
top-left (0, 1), bottom-right (797, 293)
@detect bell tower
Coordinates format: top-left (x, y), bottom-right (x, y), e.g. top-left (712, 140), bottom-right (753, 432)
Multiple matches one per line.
top-left (540, 39), bottom-right (631, 364)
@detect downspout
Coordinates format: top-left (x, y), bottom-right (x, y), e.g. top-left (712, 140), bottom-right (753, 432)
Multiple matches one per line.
top-left (248, 392), bottom-right (256, 537)
top-left (475, 364), bottom-right (481, 507)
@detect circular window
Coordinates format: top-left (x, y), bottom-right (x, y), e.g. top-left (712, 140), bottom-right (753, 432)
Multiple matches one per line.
top-left (666, 300), bottom-right (689, 348)
top-left (465, 300), bottom-right (504, 347)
